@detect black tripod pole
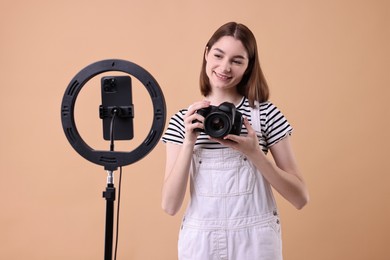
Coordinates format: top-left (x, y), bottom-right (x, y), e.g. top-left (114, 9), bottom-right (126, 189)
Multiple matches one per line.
top-left (103, 170), bottom-right (116, 260)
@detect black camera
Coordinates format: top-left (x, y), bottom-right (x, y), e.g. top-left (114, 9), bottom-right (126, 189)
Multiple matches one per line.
top-left (194, 102), bottom-right (243, 138)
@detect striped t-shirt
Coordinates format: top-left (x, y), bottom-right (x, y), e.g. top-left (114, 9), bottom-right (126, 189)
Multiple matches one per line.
top-left (162, 97), bottom-right (293, 154)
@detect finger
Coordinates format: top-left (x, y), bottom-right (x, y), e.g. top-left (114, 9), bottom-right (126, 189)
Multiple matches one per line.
top-left (184, 118), bottom-right (202, 133)
top-left (187, 100), bottom-right (210, 114)
top-left (243, 117), bottom-right (255, 135)
top-left (211, 137), bottom-right (237, 148)
top-left (184, 111), bottom-right (206, 130)
top-left (185, 101), bottom-right (210, 128)
top-left (223, 134), bottom-right (241, 143)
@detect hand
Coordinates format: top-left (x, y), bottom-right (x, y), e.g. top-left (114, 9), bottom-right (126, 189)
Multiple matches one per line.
top-left (211, 117), bottom-right (262, 156)
top-left (183, 100), bottom-right (210, 144)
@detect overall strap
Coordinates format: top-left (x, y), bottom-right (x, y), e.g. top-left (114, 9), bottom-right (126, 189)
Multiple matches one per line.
top-left (250, 101), bottom-right (261, 134)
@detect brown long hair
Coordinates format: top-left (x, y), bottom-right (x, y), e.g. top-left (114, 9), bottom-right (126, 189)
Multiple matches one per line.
top-left (199, 22), bottom-right (269, 107)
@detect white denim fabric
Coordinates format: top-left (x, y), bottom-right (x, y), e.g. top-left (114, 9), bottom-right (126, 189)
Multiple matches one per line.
top-left (178, 148), bottom-right (283, 260)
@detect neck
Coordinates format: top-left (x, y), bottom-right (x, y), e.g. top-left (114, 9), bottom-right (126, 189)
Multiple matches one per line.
top-left (206, 89), bottom-right (242, 106)
top-left (205, 92), bottom-right (243, 107)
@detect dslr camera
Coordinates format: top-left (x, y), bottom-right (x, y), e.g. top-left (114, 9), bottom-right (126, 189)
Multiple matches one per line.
top-left (194, 102), bottom-right (243, 138)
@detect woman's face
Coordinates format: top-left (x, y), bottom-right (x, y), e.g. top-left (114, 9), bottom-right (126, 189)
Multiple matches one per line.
top-left (205, 36), bottom-right (249, 93)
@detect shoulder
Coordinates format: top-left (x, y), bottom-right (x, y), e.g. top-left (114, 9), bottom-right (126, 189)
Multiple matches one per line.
top-left (260, 101), bottom-right (293, 146)
top-left (258, 101), bottom-right (277, 113)
top-left (237, 98), bottom-right (282, 123)
top-left (173, 108), bottom-right (188, 118)
top-left (257, 101), bottom-right (289, 122)
top-left (167, 108), bottom-right (188, 124)
top-left (239, 99), bottom-right (278, 114)
top-left (161, 108), bottom-right (188, 144)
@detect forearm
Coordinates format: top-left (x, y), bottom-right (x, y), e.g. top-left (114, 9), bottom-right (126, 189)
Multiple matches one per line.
top-left (161, 100), bottom-right (212, 215)
top-left (247, 149), bottom-right (309, 209)
top-left (161, 142), bottom-right (194, 215)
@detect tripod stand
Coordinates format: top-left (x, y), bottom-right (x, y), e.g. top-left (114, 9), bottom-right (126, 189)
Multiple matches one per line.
top-left (103, 170), bottom-right (116, 260)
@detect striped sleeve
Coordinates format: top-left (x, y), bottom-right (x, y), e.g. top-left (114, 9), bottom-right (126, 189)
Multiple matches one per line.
top-left (161, 109), bottom-right (187, 145)
top-left (260, 102), bottom-right (293, 148)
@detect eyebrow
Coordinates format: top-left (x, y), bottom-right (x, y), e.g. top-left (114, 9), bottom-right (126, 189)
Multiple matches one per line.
top-left (213, 48), bottom-right (247, 60)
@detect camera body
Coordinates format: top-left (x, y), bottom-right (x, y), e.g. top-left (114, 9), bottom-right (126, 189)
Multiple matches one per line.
top-left (195, 102), bottom-right (243, 138)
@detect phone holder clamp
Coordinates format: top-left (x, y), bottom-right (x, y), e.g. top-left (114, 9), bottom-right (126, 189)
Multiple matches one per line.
top-left (99, 105), bottom-right (134, 119)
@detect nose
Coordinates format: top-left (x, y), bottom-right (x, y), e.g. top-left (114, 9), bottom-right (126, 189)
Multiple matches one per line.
top-left (221, 59), bottom-right (231, 73)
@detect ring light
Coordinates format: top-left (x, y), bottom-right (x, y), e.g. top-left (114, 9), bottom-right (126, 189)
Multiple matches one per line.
top-left (61, 59), bottom-right (166, 171)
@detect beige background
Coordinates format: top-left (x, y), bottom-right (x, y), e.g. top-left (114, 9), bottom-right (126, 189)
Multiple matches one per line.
top-left (1, 0), bottom-right (389, 259)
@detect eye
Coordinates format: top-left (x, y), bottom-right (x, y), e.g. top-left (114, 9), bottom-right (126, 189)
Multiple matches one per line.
top-left (232, 59), bottom-right (243, 65)
top-left (214, 54), bottom-right (223, 59)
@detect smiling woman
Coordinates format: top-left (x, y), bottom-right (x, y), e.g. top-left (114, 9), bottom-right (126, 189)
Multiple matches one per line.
top-left (161, 22), bottom-right (309, 260)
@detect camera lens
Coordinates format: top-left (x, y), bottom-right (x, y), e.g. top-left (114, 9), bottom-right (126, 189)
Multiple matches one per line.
top-left (103, 78), bottom-right (117, 93)
top-left (204, 113), bottom-right (231, 138)
top-left (209, 117), bottom-right (224, 131)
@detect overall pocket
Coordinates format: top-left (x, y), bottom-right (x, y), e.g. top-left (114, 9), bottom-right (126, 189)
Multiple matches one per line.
top-left (193, 157), bottom-right (255, 197)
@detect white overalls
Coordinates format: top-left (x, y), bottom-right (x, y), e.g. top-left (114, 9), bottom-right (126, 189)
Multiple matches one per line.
top-left (178, 103), bottom-right (282, 260)
top-left (178, 148), bottom-right (282, 260)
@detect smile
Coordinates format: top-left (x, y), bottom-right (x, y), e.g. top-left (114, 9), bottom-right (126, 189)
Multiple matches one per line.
top-left (214, 72), bottom-right (232, 81)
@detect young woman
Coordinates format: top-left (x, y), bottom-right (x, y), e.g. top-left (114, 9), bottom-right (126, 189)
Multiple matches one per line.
top-left (161, 22), bottom-right (309, 260)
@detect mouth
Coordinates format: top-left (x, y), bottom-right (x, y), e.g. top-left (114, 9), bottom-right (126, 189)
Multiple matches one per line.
top-left (214, 72), bottom-right (232, 81)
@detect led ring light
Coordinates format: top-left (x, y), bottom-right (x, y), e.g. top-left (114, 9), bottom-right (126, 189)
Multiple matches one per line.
top-left (61, 59), bottom-right (166, 171)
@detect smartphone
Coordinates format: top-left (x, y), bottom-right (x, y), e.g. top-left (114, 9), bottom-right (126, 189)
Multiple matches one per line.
top-left (100, 75), bottom-right (134, 140)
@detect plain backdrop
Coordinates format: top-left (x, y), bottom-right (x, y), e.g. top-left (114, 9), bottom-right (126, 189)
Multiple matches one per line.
top-left (1, 0), bottom-right (389, 259)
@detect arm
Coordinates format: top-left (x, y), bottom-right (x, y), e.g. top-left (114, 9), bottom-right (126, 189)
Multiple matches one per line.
top-left (161, 142), bottom-right (193, 216)
top-left (161, 100), bottom-right (210, 215)
top-left (215, 117), bottom-right (309, 209)
top-left (267, 134), bottom-right (309, 209)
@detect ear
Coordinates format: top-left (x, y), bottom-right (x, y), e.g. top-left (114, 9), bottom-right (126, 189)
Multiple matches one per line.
top-left (204, 46), bottom-right (209, 61)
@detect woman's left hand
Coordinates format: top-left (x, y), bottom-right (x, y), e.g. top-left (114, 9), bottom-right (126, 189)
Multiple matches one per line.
top-left (214, 117), bottom-right (309, 209)
top-left (211, 117), bottom-right (262, 157)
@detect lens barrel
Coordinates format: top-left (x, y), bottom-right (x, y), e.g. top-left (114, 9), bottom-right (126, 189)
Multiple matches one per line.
top-left (204, 112), bottom-right (232, 138)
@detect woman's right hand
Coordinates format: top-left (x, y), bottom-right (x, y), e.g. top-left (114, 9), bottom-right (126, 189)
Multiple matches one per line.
top-left (183, 100), bottom-right (211, 144)
top-left (162, 100), bottom-right (210, 215)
